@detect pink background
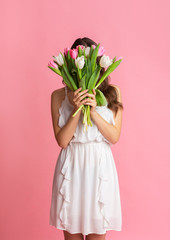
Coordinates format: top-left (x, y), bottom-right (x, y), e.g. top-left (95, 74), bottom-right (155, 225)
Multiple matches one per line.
top-left (1, 0), bottom-right (170, 239)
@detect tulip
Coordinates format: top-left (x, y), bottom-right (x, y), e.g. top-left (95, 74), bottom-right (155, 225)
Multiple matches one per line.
top-left (48, 43), bottom-right (123, 132)
top-left (76, 45), bottom-right (85, 51)
top-left (48, 60), bottom-right (58, 69)
top-left (75, 56), bottom-right (85, 69)
top-left (99, 54), bottom-right (113, 68)
top-left (85, 46), bottom-right (90, 56)
top-left (53, 53), bottom-right (64, 66)
top-left (98, 46), bottom-right (105, 56)
top-left (115, 56), bottom-right (123, 62)
top-left (70, 48), bottom-right (78, 59)
top-left (95, 56), bottom-right (123, 89)
top-left (64, 47), bottom-right (70, 56)
top-left (48, 60), bottom-right (62, 76)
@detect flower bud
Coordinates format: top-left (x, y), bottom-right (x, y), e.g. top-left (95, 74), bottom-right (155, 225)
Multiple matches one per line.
top-left (76, 45), bottom-right (85, 51)
top-left (48, 60), bottom-right (58, 69)
top-left (53, 53), bottom-right (64, 66)
top-left (99, 54), bottom-right (113, 68)
top-left (115, 56), bottom-right (123, 62)
top-left (64, 47), bottom-right (70, 56)
top-left (85, 46), bottom-right (90, 56)
top-left (98, 46), bottom-right (105, 56)
top-left (70, 48), bottom-right (78, 59)
top-left (75, 56), bottom-right (85, 69)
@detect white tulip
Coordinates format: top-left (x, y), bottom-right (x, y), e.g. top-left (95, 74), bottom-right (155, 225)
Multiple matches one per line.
top-left (99, 54), bottom-right (113, 68)
top-left (85, 47), bottom-right (90, 56)
top-left (53, 53), bottom-right (64, 66)
top-left (75, 56), bottom-right (85, 69)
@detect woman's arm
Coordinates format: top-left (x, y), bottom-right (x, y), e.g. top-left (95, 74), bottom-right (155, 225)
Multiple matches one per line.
top-left (51, 88), bottom-right (88, 149)
top-left (90, 85), bottom-right (123, 145)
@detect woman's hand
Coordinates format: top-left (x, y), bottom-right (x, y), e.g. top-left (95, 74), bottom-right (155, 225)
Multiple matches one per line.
top-left (68, 87), bottom-right (89, 110)
top-left (84, 89), bottom-right (97, 113)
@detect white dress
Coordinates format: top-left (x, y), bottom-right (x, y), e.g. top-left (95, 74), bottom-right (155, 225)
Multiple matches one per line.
top-left (49, 86), bottom-right (122, 235)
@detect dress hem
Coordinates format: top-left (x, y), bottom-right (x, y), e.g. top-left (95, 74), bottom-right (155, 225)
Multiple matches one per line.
top-left (49, 223), bottom-right (122, 235)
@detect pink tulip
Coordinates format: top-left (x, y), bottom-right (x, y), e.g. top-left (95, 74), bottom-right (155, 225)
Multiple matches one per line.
top-left (115, 56), bottom-right (123, 62)
top-left (92, 44), bottom-right (96, 49)
top-left (70, 48), bottom-right (78, 59)
top-left (48, 60), bottom-right (58, 69)
top-left (64, 47), bottom-right (70, 56)
top-left (76, 45), bottom-right (85, 51)
top-left (98, 46), bottom-right (105, 56)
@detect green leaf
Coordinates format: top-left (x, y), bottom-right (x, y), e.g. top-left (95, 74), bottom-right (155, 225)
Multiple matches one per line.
top-left (87, 65), bottom-right (101, 92)
top-left (90, 43), bottom-right (100, 73)
top-left (89, 45), bottom-right (94, 57)
top-left (85, 57), bottom-right (92, 88)
top-left (112, 56), bottom-right (117, 63)
top-left (82, 58), bottom-right (87, 76)
top-left (62, 65), bottom-right (77, 90)
top-left (95, 89), bottom-right (107, 106)
top-left (95, 58), bottom-right (123, 89)
top-left (77, 67), bottom-right (82, 82)
top-left (78, 46), bottom-right (83, 56)
top-left (70, 68), bottom-right (78, 86)
top-left (48, 66), bottom-right (62, 76)
top-left (79, 73), bottom-right (86, 90)
top-left (60, 68), bottom-right (74, 90)
top-left (71, 57), bottom-right (76, 69)
top-left (67, 51), bottom-right (72, 71)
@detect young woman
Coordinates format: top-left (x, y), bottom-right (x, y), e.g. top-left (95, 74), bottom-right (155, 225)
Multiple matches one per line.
top-left (49, 37), bottom-right (123, 240)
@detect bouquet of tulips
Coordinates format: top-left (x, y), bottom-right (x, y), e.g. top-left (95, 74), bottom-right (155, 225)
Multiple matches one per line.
top-left (48, 43), bottom-right (123, 132)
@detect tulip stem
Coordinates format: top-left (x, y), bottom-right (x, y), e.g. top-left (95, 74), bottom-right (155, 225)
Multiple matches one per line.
top-left (72, 104), bottom-right (84, 117)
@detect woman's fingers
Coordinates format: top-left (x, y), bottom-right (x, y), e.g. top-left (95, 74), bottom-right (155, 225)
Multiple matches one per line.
top-left (73, 88), bottom-right (89, 106)
top-left (84, 90), bottom-right (97, 108)
top-left (74, 87), bottom-right (82, 95)
top-left (85, 93), bottom-right (95, 99)
top-left (74, 88), bottom-right (88, 96)
top-left (72, 88), bottom-right (96, 108)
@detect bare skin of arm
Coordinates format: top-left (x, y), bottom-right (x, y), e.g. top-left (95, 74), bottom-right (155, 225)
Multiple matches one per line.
top-left (85, 84), bottom-right (123, 145)
top-left (51, 87), bottom-right (89, 149)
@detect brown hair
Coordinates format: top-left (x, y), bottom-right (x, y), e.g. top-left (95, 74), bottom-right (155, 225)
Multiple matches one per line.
top-left (62, 37), bottom-right (123, 116)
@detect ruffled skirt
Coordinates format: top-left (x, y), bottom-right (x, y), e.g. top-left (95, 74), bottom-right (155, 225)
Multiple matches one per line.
top-left (49, 141), bottom-right (122, 235)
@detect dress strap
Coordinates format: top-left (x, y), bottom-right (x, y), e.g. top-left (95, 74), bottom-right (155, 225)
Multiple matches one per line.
top-left (65, 86), bottom-right (67, 99)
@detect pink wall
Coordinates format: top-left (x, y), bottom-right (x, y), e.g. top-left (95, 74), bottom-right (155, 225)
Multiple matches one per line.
top-left (1, 0), bottom-right (170, 239)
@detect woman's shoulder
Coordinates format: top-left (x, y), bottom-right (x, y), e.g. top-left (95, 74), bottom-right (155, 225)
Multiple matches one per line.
top-left (51, 86), bottom-right (65, 97)
top-left (51, 86), bottom-right (65, 101)
top-left (50, 86), bottom-right (66, 110)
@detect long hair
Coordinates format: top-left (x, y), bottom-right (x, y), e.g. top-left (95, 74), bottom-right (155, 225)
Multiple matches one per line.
top-left (62, 37), bottom-right (123, 116)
